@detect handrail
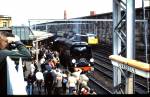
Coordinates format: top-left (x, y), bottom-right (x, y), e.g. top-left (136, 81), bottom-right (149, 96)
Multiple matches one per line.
top-left (109, 55), bottom-right (150, 72)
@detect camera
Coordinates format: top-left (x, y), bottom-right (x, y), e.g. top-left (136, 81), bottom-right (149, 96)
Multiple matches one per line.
top-left (7, 35), bottom-right (20, 50)
top-left (7, 42), bottom-right (17, 50)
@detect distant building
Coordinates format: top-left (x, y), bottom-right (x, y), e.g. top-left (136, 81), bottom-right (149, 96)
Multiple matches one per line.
top-left (0, 15), bottom-right (12, 32)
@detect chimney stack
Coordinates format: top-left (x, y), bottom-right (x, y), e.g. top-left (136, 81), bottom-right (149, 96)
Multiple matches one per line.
top-left (64, 10), bottom-right (67, 19)
top-left (90, 11), bottom-right (96, 16)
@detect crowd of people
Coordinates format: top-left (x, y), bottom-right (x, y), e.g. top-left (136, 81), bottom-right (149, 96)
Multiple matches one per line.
top-left (26, 47), bottom-right (97, 95)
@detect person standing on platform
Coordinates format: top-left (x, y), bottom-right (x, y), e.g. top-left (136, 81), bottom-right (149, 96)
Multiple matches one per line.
top-left (54, 71), bottom-right (63, 95)
top-left (30, 60), bottom-right (36, 75)
top-left (0, 31), bottom-right (31, 95)
top-left (68, 73), bottom-right (77, 95)
top-left (35, 70), bottom-right (44, 94)
top-left (71, 68), bottom-right (82, 92)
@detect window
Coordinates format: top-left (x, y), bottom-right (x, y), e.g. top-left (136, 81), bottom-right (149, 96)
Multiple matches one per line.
top-left (3, 22), bottom-right (7, 27)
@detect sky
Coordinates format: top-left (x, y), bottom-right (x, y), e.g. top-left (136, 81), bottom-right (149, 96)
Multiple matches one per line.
top-left (0, 0), bottom-right (148, 26)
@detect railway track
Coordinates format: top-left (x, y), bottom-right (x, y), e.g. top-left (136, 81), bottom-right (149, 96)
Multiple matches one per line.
top-left (90, 44), bottom-right (149, 94)
top-left (87, 73), bottom-right (113, 94)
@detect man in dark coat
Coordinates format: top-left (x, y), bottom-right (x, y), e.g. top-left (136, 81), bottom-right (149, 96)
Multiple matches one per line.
top-left (0, 31), bottom-right (31, 95)
top-left (43, 70), bottom-right (54, 95)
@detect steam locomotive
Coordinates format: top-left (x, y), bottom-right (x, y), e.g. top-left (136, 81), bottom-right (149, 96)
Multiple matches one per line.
top-left (53, 34), bottom-right (94, 72)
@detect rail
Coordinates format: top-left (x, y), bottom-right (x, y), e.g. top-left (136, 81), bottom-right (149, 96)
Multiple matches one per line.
top-left (109, 55), bottom-right (150, 72)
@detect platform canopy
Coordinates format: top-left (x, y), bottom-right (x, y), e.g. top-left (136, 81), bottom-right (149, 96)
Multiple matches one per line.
top-left (29, 30), bottom-right (54, 42)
